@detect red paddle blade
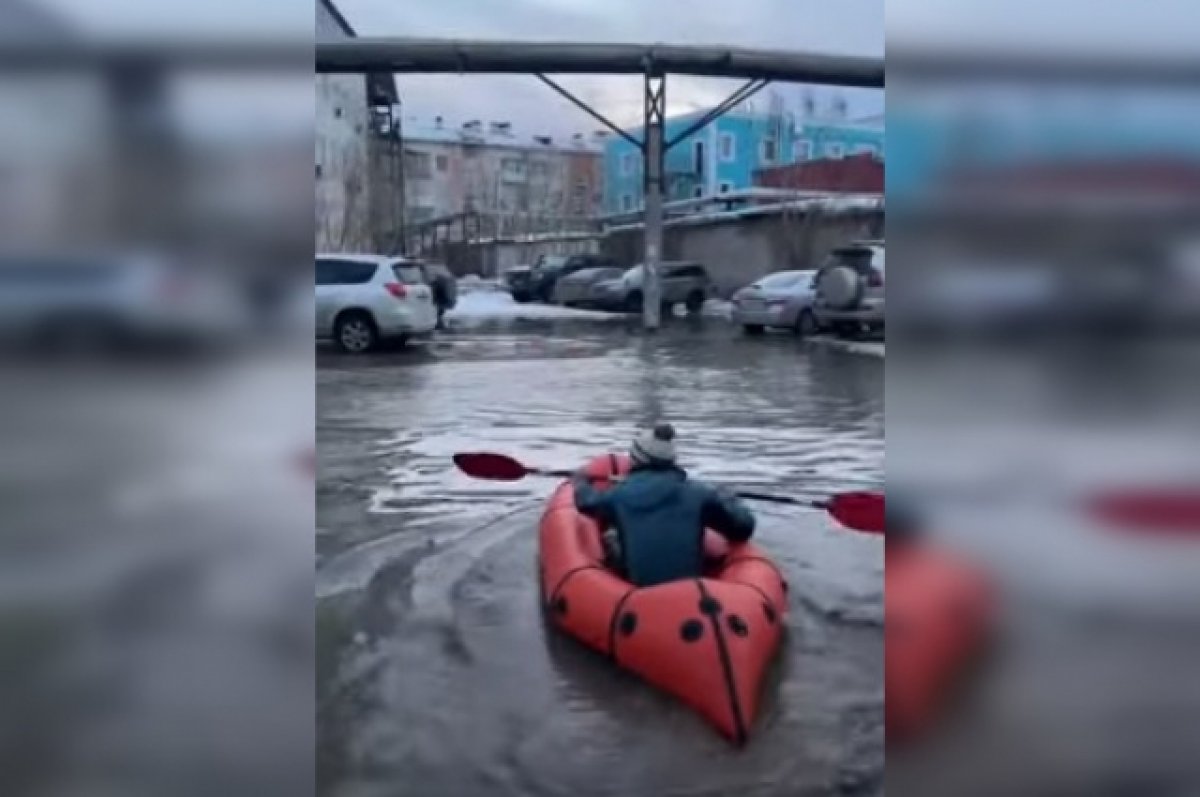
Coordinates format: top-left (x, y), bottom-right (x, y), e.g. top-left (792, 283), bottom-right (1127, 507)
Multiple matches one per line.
top-left (825, 492), bottom-right (885, 534)
top-left (1088, 489), bottom-right (1200, 535)
top-left (452, 452), bottom-right (529, 481)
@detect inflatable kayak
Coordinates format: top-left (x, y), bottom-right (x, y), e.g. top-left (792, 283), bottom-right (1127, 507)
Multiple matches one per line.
top-left (538, 453), bottom-right (787, 744)
top-left (885, 544), bottom-right (994, 741)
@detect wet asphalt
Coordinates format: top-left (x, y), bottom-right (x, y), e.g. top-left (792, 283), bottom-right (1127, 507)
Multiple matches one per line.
top-left (316, 314), bottom-right (884, 797)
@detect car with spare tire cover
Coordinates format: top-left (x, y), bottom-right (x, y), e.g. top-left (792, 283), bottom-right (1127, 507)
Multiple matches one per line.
top-left (812, 241), bottom-right (885, 337)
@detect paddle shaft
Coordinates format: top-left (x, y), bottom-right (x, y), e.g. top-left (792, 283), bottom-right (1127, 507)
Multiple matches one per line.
top-left (534, 467), bottom-right (830, 508)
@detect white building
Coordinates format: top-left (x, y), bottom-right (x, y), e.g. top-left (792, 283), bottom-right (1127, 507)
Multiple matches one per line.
top-left (402, 117), bottom-right (606, 239)
top-left (315, 0), bottom-right (400, 252)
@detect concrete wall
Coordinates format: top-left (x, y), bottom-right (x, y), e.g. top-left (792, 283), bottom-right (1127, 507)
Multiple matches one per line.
top-left (601, 205), bottom-right (883, 295)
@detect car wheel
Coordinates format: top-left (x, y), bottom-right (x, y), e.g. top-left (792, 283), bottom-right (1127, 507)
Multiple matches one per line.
top-left (685, 290), bottom-right (705, 314)
top-left (624, 291), bottom-right (643, 313)
top-left (794, 309), bottom-right (818, 338)
top-left (743, 324), bottom-right (765, 336)
top-left (334, 311), bottom-right (377, 354)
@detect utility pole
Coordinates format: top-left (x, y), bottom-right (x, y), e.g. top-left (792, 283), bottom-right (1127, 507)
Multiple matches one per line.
top-left (642, 71), bottom-right (666, 330)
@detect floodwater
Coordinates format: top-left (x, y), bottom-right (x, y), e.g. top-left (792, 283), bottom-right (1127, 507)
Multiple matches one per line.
top-left (317, 317), bottom-right (884, 797)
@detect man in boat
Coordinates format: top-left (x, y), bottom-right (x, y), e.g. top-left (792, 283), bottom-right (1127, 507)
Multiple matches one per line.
top-left (572, 423), bottom-right (757, 587)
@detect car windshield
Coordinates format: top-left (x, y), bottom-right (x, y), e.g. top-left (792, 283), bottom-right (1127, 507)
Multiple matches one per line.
top-left (536, 255), bottom-right (568, 272)
top-left (758, 271), bottom-right (811, 289)
top-left (623, 264), bottom-right (645, 281)
top-left (827, 248), bottom-right (874, 272)
top-left (563, 267), bottom-right (604, 281)
top-left (391, 263), bottom-right (424, 284)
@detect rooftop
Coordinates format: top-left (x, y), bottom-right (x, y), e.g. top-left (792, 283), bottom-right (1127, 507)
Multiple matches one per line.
top-left (403, 116), bottom-right (607, 153)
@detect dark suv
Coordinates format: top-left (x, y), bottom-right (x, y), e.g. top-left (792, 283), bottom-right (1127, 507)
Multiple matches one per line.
top-left (528, 253), bottom-right (618, 303)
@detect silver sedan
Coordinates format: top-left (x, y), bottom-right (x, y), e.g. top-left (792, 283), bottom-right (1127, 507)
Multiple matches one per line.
top-left (730, 270), bottom-right (819, 336)
top-left (551, 266), bottom-right (624, 308)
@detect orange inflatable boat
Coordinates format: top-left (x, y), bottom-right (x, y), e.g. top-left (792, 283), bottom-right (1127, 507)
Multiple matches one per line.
top-left (538, 453), bottom-right (787, 744)
top-left (885, 544), bottom-right (994, 742)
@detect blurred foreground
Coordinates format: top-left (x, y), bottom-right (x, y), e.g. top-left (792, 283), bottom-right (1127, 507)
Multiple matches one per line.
top-left (0, 2), bottom-right (313, 794)
top-left (889, 3), bottom-right (1200, 794)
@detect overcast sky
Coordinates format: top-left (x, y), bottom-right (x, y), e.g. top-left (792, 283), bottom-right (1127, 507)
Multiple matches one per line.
top-left (336, 0), bottom-right (885, 135)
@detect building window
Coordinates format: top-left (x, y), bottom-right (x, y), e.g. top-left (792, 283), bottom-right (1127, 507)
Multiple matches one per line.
top-left (692, 140), bottom-right (705, 174)
top-left (435, 154), bottom-right (449, 172)
top-left (825, 142), bottom-right (845, 159)
top-left (852, 143), bottom-right (878, 157)
top-left (501, 158), bottom-right (526, 182)
top-left (315, 163), bottom-right (323, 179)
top-left (692, 185), bottom-right (703, 198)
top-left (405, 151), bottom-right (432, 179)
top-left (718, 132), bottom-right (736, 162)
top-left (760, 138), bottom-right (778, 164)
top-left (620, 193), bottom-right (633, 212)
top-left (718, 181), bottom-right (733, 194)
top-left (794, 139), bottom-right (813, 161)
top-left (334, 107), bottom-right (343, 119)
top-left (621, 152), bottom-right (637, 176)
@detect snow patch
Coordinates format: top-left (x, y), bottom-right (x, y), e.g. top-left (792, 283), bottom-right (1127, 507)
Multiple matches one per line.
top-left (809, 336), bottom-right (885, 358)
top-left (446, 291), bottom-right (623, 326)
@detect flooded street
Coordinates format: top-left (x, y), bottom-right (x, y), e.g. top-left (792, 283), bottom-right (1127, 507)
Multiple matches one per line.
top-left (317, 317), bottom-right (884, 796)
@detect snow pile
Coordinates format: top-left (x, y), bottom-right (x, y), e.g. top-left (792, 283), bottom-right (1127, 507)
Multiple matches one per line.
top-left (700, 299), bottom-right (733, 319)
top-left (810, 336), bottom-right (885, 358)
top-left (446, 291), bottom-right (622, 325)
top-left (456, 276), bottom-right (501, 294)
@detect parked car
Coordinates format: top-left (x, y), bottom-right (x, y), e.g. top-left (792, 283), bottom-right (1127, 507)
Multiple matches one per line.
top-left (730, 269), bottom-right (819, 336)
top-left (592, 261), bottom-right (714, 314)
top-left (552, 266), bottom-right (624, 308)
top-left (503, 265), bottom-right (535, 302)
top-left (812, 241), bottom-right (885, 337)
top-left (315, 254), bottom-right (437, 353)
top-left (529, 253), bottom-right (617, 302)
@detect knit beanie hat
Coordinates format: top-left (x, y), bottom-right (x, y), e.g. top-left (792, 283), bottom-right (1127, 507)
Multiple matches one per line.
top-left (631, 423), bottom-right (677, 466)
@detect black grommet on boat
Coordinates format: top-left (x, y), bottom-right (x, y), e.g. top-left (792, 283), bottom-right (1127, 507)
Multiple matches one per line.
top-left (554, 596), bottom-right (568, 616)
top-left (680, 618), bottom-right (704, 642)
top-left (727, 614), bottom-right (749, 637)
top-left (763, 602), bottom-right (777, 625)
top-left (619, 611), bottom-right (638, 636)
top-left (699, 596), bottom-right (722, 615)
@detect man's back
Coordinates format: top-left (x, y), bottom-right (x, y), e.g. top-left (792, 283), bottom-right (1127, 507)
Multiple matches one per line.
top-left (574, 466), bottom-right (755, 587)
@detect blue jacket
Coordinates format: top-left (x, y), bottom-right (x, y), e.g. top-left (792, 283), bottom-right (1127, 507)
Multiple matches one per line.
top-left (573, 465), bottom-right (756, 587)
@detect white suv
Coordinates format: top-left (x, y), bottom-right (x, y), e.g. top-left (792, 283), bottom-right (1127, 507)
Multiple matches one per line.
top-left (316, 254), bottom-right (437, 353)
top-left (813, 241), bottom-right (885, 337)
